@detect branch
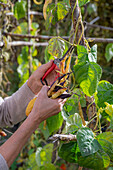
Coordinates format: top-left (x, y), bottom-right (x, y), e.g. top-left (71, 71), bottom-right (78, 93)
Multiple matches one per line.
top-left (87, 37), bottom-right (113, 43)
top-left (89, 17), bottom-right (100, 25)
top-left (0, 2), bottom-right (9, 7)
top-left (8, 41), bottom-right (48, 46)
top-left (6, 11), bottom-right (43, 16)
top-left (85, 22), bottom-right (113, 31)
top-left (3, 32), bottom-right (69, 40)
top-left (29, 11), bottom-right (43, 16)
top-left (49, 134), bottom-right (77, 141)
top-left (7, 38), bottom-right (113, 47)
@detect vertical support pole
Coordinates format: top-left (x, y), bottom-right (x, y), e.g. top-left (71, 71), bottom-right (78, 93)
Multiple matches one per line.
top-left (28, 0), bottom-right (32, 76)
top-left (55, 0), bottom-right (59, 36)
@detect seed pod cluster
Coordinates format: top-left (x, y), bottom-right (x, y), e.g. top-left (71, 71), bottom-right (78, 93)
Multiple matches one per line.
top-left (26, 47), bottom-right (73, 116)
top-left (26, 73), bottom-right (72, 116)
top-left (47, 72), bottom-right (72, 99)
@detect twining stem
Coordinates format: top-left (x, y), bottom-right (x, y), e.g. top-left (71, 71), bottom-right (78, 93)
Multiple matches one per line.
top-left (78, 101), bottom-right (86, 126)
top-left (57, 36), bottom-right (77, 47)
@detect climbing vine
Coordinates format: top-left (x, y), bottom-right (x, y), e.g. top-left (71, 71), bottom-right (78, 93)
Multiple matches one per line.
top-left (0, 0), bottom-right (113, 169)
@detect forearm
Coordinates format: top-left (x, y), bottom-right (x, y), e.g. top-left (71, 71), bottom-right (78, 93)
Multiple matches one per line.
top-left (0, 82), bottom-right (35, 127)
top-left (0, 116), bottom-right (39, 167)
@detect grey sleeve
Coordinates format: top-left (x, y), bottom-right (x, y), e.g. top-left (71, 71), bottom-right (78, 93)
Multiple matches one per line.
top-left (0, 82), bottom-right (35, 128)
top-left (0, 154), bottom-right (9, 170)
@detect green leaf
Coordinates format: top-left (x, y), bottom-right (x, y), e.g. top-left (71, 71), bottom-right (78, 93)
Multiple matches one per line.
top-left (28, 152), bottom-right (38, 169)
top-left (95, 80), bottom-right (113, 108)
top-left (88, 44), bottom-right (97, 63)
top-left (98, 140), bottom-right (113, 161)
top-left (63, 89), bottom-right (86, 118)
top-left (63, 0), bottom-right (70, 7)
top-left (45, 2), bottom-right (69, 29)
top-left (77, 45), bottom-right (88, 63)
top-left (17, 62), bottom-right (29, 86)
top-left (36, 144), bottom-right (53, 167)
top-left (47, 112), bottom-right (63, 135)
top-left (44, 46), bottom-right (55, 63)
top-left (97, 132), bottom-right (113, 161)
top-left (63, 98), bottom-right (79, 116)
top-left (74, 62), bottom-right (102, 96)
top-left (78, 150), bottom-right (110, 169)
top-left (18, 46), bottom-right (29, 62)
top-left (105, 43), bottom-right (113, 62)
top-left (110, 115), bottom-right (113, 129)
top-left (14, 0), bottom-right (27, 20)
top-left (78, 0), bottom-right (90, 7)
top-left (104, 102), bottom-right (113, 116)
top-left (77, 44), bottom-right (97, 63)
top-left (39, 122), bottom-right (50, 140)
top-left (62, 112), bottom-right (83, 133)
top-left (48, 38), bottom-right (65, 58)
top-left (40, 163), bottom-right (56, 170)
top-left (45, 4), bottom-right (56, 30)
top-left (58, 141), bottom-right (78, 163)
top-left (77, 127), bottom-right (101, 156)
top-left (57, 2), bottom-right (70, 20)
top-left (96, 132), bottom-right (113, 143)
top-left (13, 22), bottom-right (39, 35)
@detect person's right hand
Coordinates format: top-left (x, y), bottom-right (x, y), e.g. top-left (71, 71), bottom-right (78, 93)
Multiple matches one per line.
top-left (27, 60), bottom-right (60, 95)
top-left (28, 85), bottom-right (66, 128)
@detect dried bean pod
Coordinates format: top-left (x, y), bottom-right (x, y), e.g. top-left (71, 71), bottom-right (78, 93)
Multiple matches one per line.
top-left (26, 97), bottom-right (37, 116)
top-left (58, 93), bottom-right (71, 99)
top-left (51, 88), bottom-right (67, 99)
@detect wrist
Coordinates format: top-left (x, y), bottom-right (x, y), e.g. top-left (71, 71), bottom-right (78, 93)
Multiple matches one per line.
top-left (27, 111), bottom-right (41, 129)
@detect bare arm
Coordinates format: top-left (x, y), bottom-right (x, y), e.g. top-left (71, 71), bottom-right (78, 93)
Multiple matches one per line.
top-left (0, 86), bottom-right (65, 167)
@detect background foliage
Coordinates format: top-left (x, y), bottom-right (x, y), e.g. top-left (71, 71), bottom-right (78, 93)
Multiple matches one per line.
top-left (0, 0), bottom-right (113, 169)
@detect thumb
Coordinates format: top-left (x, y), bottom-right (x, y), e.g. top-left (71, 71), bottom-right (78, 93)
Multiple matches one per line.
top-left (42, 60), bottom-right (54, 73)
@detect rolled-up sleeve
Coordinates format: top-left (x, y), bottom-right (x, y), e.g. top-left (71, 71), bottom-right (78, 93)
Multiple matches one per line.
top-left (0, 82), bottom-right (35, 128)
top-left (0, 154), bottom-right (9, 170)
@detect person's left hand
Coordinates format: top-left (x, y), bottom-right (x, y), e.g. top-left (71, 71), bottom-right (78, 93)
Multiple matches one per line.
top-left (27, 60), bottom-right (59, 94)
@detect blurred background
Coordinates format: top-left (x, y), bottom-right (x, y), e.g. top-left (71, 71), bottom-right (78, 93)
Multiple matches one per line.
top-left (0, 0), bottom-right (113, 169)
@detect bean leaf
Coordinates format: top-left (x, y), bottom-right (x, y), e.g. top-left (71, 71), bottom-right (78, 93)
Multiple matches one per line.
top-left (45, 2), bottom-right (69, 29)
top-left (77, 44), bottom-right (97, 63)
top-left (74, 62), bottom-right (102, 96)
top-left (58, 141), bottom-right (79, 163)
top-left (78, 0), bottom-right (90, 7)
top-left (47, 112), bottom-right (63, 135)
top-left (14, 0), bottom-right (27, 20)
top-left (95, 80), bottom-right (113, 108)
top-left (36, 144), bottom-right (53, 167)
top-left (97, 132), bottom-right (113, 161)
top-left (77, 127), bottom-right (101, 156)
top-left (48, 38), bottom-right (65, 58)
top-left (78, 150), bottom-right (110, 170)
top-left (105, 43), bottom-right (113, 62)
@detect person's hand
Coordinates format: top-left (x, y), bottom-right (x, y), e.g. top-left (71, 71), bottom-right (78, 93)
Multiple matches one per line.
top-left (28, 86), bottom-right (66, 127)
top-left (27, 60), bottom-right (59, 94)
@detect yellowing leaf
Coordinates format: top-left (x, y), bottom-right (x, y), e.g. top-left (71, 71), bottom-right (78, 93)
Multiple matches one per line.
top-left (105, 102), bottom-right (113, 116)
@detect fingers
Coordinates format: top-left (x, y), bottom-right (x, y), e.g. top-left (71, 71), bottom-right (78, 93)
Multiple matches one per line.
top-left (41, 85), bottom-right (49, 93)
